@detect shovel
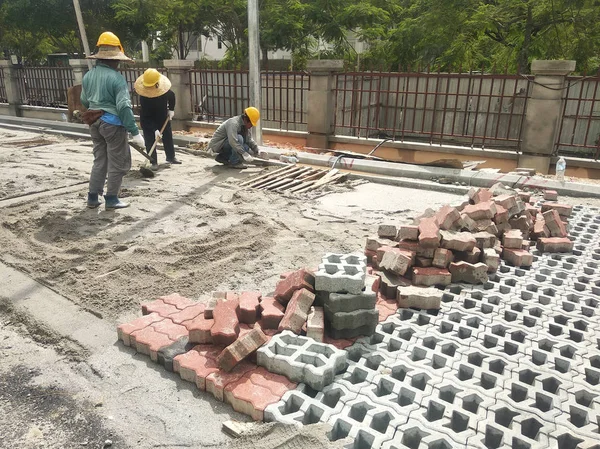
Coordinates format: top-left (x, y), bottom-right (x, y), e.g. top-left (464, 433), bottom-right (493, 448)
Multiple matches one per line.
top-left (148, 116), bottom-right (171, 158)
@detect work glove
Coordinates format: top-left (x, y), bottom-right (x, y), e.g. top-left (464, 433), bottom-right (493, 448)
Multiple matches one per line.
top-left (168, 110), bottom-right (175, 120)
top-left (155, 129), bottom-right (162, 140)
top-left (242, 152), bottom-right (254, 163)
top-left (130, 133), bottom-right (145, 147)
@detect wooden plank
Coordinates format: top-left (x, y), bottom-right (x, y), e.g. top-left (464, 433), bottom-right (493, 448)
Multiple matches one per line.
top-left (277, 171), bottom-right (326, 192)
top-left (240, 165), bottom-right (297, 187)
top-left (249, 167), bottom-right (307, 189)
top-left (257, 168), bottom-right (312, 190)
top-left (294, 169), bottom-right (341, 194)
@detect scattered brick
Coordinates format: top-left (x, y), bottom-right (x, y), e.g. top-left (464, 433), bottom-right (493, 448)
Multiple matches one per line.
top-left (397, 225), bottom-right (419, 241)
top-left (412, 267), bottom-right (452, 287)
top-left (397, 286), bottom-right (442, 309)
top-left (364, 248), bottom-right (377, 264)
top-left (542, 209), bottom-right (568, 238)
top-left (365, 236), bottom-right (397, 251)
top-left (307, 306), bottom-right (325, 342)
top-left (468, 187), bottom-right (493, 204)
top-left (418, 217), bottom-right (441, 248)
top-left (518, 191), bottom-right (532, 203)
top-left (459, 214), bottom-right (478, 232)
top-left (502, 248), bottom-right (533, 267)
top-left (544, 190), bottom-right (558, 201)
top-left (397, 240), bottom-right (420, 253)
top-left (239, 291), bottom-right (261, 324)
top-left (473, 231), bottom-right (496, 249)
top-left (493, 204), bottom-right (509, 224)
top-left (462, 201), bottom-right (496, 220)
top-left (415, 257), bottom-right (433, 267)
top-left (377, 224), bottom-right (397, 239)
top-left (509, 215), bottom-right (532, 239)
top-left (416, 246), bottom-right (436, 258)
top-left (541, 202), bottom-right (573, 217)
top-left (432, 248), bottom-right (453, 268)
top-left (449, 261), bottom-right (489, 284)
top-left (377, 271), bottom-right (411, 299)
top-left (536, 237), bottom-right (574, 253)
top-left (482, 248), bottom-right (500, 273)
top-left (217, 328), bottom-right (269, 372)
top-left (259, 296), bottom-right (285, 329)
top-left (273, 268), bottom-right (315, 304)
top-left (278, 288), bottom-right (315, 334)
top-left (379, 247), bottom-right (414, 276)
top-left (503, 229), bottom-right (524, 249)
top-left (211, 297), bottom-right (240, 346)
top-left (495, 194), bottom-right (518, 210)
top-left (435, 205), bottom-right (461, 230)
top-left (440, 230), bottom-right (477, 252)
top-left (455, 246), bottom-right (482, 264)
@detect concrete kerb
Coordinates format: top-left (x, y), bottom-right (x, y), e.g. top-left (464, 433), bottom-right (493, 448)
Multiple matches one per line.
top-left (2, 115), bottom-right (600, 198)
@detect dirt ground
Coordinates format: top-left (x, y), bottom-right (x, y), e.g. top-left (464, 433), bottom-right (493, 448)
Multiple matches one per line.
top-left (1, 125), bottom-right (598, 448)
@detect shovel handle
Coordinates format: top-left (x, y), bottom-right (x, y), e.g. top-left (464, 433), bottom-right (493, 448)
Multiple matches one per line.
top-left (148, 116), bottom-right (171, 158)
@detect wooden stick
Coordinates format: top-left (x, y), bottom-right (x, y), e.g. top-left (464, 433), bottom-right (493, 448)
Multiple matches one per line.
top-left (240, 164), bottom-right (297, 186)
top-left (251, 167), bottom-right (308, 189)
top-left (294, 169), bottom-right (340, 193)
top-left (277, 171), bottom-right (326, 192)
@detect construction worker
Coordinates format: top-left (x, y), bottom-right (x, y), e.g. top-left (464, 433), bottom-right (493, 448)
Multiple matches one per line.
top-left (134, 69), bottom-right (179, 169)
top-left (209, 107), bottom-right (260, 168)
top-left (81, 31), bottom-right (144, 210)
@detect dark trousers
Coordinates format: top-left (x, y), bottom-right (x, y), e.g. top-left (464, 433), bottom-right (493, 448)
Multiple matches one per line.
top-left (141, 121), bottom-right (175, 164)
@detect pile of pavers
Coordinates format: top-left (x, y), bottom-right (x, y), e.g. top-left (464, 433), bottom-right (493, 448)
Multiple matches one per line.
top-left (117, 254), bottom-right (398, 421)
top-left (365, 184), bottom-right (575, 310)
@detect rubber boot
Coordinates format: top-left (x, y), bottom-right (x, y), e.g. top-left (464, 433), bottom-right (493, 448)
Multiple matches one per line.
top-left (104, 195), bottom-right (129, 210)
top-left (87, 193), bottom-right (102, 209)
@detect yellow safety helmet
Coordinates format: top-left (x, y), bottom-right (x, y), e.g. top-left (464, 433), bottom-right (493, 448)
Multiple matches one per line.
top-left (244, 106), bottom-right (260, 126)
top-left (96, 31), bottom-right (124, 53)
top-left (142, 69), bottom-right (161, 87)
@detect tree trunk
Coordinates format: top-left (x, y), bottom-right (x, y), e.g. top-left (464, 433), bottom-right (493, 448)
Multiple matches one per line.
top-left (179, 22), bottom-right (185, 60)
top-left (518, 4), bottom-right (533, 74)
top-left (262, 47), bottom-right (268, 69)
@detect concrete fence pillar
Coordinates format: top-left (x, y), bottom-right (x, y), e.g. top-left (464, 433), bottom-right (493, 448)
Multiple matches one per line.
top-left (306, 60), bottom-right (344, 150)
top-left (519, 60), bottom-right (576, 174)
top-left (162, 59), bottom-right (194, 131)
top-left (69, 59), bottom-right (89, 85)
top-left (0, 60), bottom-right (22, 116)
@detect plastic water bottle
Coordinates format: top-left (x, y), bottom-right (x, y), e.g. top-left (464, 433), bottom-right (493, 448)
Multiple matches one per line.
top-left (556, 157), bottom-right (566, 182)
top-left (279, 155), bottom-right (298, 164)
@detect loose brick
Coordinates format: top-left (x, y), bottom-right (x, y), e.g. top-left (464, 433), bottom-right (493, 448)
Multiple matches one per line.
top-left (397, 225), bottom-right (419, 241)
top-left (278, 288), bottom-right (315, 334)
top-left (307, 306), bottom-right (325, 342)
top-left (458, 214), bottom-right (478, 232)
top-left (482, 248), bottom-right (500, 273)
top-left (509, 215), bottom-right (532, 239)
top-left (462, 201), bottom-right (497, 220)
top-left (435, 205), bottom-right (461, 230)
top-left (118, 313), bottom-right (163, 347)
top-left (239, 291), bottom-right (261, 324)
top-left (364, 248), bottom-right (377, 264)
top-left (542, 209), bottom-right (568, 238)
top-left (524, 204), bottom-right (539, 220)
top-left (377, 270), bottom-right (411, 299)
top-left (541, 202), bottom-right (573, 217)
top-left (412, 267), bottom-right (452, 287)
top-left (432, 248), bottom-right (453, 268)
top-left (495, 194), bottom-right (518, 210)
top-left (130, 324), bottom-right (175, 362)
top-left (449, 261), bottom-right (489, 284)
top-left (376, 245), bottom-right (396, 265)
top-left (416, 246), bottom-right (436, 258)
top-left (518, 191), bottom-right (532, 203)
top-left (415, 257), bottom-right (433, 267)
top-left (503, 229), bottom-right (524, 249)
top-left (502, 248), bottom-right (533, 267)
top-left (258, 296), bottom-right (285, 329)
top-left (379, 247), bottom-right (414, 276)
top-left (211, 297), bottom-right (240, 346)
top-left (397, 240), bottom-right (419, 253)
top-left (496, 221), bottom-right (511, 235)
top-left (493, 204), bottom-right (509, 224)
top-left (418, 217), bottom-right (441, 248)
top-left (377, 224), bottom-right (397, 239)
top-left (455, 246), bottom-right (482, 264)
top-left (544, 190), bottom-right (558, 201)
top-left (397, 286), bottom-right (443, 309)
top-left (473, 231), bottom-right (497, 249)
top-left (468, 187), bottom-right (493, 204)
top-left (217, 328), bottom-right (269, 372)
top-left (187, 314), bottom-right (214, 344)
top-left (474, 219), bottom-right (498, 235)
top-left (440, 230), bottom-right (477, 252)
top-left (365, 236), bottom-right (397, 251)
top-left (508, 199), bottom-right (526, 217)
top-left (274, 268), bottom-right (315, 304)
top-left (532, 214), bottom-right (550, 239)
top-left (536, 237), bottom-right (574, 253)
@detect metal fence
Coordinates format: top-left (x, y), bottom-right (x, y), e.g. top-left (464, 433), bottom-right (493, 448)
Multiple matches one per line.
top-left (555, 73), bottom-right (600, 159)
top-left (0, 67), bottom-right (7, 103)
top-left (190, 69), bottom-right (309, 131)
top-left (16, 66), bottom-right (74, 107)
top-left (119, 67), bottom-right (168, 112)
top-left (333, 69), bottom-right (532, 151)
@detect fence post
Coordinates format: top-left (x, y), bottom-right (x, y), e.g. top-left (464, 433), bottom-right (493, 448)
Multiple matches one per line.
top-left (0, 60), bottom-right (22, 117)
top-left (69, 59), bottom-right (89, 85)
top-left (306, 60), bottom-right (344, 149)
top-left (162, 59), bottom-right (194, 131)
top-left (519, 60), bottom-right (576, 174)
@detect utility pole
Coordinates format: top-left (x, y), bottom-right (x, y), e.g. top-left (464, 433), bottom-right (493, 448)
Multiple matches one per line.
top-left (72, 0), bottom-right (92, 69)
top-left (247, 0), bottom-right (262, 144)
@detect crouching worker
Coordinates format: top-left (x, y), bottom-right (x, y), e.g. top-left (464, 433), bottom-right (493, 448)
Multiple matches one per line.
top-left (208, 107), bottom-right (260, 169)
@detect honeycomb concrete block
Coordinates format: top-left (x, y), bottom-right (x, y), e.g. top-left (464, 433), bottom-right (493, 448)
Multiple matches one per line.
top-left (315, 253), bottom-right (367, 294)
top-left (325, 275), bottom-right (378, 313)
top-left (256, 331), bottom-right (346, 391)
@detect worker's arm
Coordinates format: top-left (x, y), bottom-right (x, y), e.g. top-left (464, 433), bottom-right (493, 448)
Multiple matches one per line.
top-left (114, 77), bottom-right (140, 136)
top-left (225, 119), bottom-right (245, 155)
top-left (167, 90), bottom-right (176, 111)
top-left (245, 133), bottom-right (259, 155)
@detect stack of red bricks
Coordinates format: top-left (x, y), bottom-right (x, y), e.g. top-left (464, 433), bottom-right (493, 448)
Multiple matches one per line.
top-left (365, 185), bottom-right (574, 298)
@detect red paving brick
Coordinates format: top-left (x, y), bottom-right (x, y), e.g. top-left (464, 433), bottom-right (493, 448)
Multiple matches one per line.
top-left (169, 303), bottom-right (206, 325)
top-left (239, 291), bottom-right (261, 324)
top-left (117, 313), bottom-right (163, 346)
top-left (274, 268), bottom-right (315, 304)
top-left (130, 326), bottom-right (174, 362)
top-left (141, 299), bottom-right (179, 317)
top-left (211, 297), bottom-right (240, 346)
top-left (151, 318), bottom-right (189, 341)
top-left (376, 294), bottom-right (398, 321)
top-left (173, 345), bottom-right (221, 389)
top-left (186, 314), bottom-right (214, 343)
top-left (323, 335), bottom-right (356, 349)
top-left (258, 296), bottom-right (285, 329)
top-left (206, 361), bottom-right (256, 401)
top-left (159, 293), bottom-right (195, 309)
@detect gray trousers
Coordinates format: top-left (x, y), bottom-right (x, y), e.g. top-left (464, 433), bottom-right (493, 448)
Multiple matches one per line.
top-left (89, 121), bottom-right (131, 196)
